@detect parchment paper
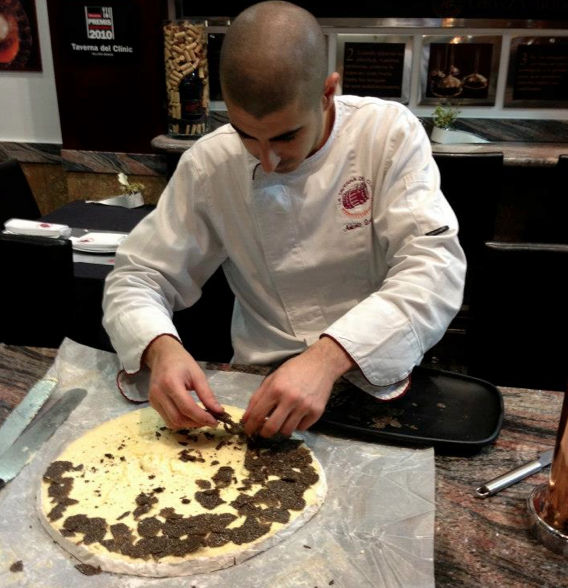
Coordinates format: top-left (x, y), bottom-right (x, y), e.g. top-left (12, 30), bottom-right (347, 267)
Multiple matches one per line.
top-left (0, 339), bottom-right (435, 588)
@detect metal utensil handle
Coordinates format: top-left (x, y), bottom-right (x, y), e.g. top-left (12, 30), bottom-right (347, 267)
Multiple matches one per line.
top-left (476, 459), bottom-right (544, 498)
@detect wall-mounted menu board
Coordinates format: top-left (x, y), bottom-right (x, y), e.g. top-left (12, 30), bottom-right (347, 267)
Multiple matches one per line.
top-left (342, 42), bottom-right (405, 98)
top-left (419, 36), bottom-right (502, 106)
top-left (505, 37), bottom-right (568, 108)
top-left (336, 35), bottom-right (412, 104)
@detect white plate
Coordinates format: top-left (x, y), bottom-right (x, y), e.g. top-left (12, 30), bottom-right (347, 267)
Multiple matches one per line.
top-left (72, 245), bottom-right (118, 254)
top-left (70, 232), bottom-right (127, 253)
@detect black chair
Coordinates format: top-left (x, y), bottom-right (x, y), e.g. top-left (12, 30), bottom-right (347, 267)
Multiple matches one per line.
top-left (469, 241), bottom-right (568, 391)
top-left (516, 154), bottom-right (568, 245)
top-left (0, 159), bottom-right (41, 227)
top-left (546, 154), bottom-right (568, 244)
top-left (434, 152), bottom-right (504, 312)
top-left (70, 265), bottom-right (235, 359)
top-left (422, 152), bottom-right (504, 373)
top-left (172, 266), bottom-right (235, 363)
top-left (0, 234), bottom-right (74, 348)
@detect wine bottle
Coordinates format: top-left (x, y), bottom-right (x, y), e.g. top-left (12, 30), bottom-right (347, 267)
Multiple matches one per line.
top-left (179, 70), bottom-right (206, 126)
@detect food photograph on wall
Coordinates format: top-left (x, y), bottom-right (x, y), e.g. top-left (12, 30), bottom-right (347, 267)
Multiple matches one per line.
top-left (0, 0), bottom-right (42, 71)
top-left (420, 35), bottom-right (501, 106)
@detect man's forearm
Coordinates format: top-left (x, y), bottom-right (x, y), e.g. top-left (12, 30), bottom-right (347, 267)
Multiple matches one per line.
top-left (143, 334), bottom-right (184, 370)
top-left (310, 335), bottom-right (356, 382)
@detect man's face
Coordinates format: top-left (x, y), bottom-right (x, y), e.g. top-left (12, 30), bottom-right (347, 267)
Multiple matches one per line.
top-left (226, 97), bottom-right (327, 174)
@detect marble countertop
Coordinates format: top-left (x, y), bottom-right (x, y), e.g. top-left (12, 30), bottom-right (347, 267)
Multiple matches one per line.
top-left (426, 118), bottom-right (568, 167)
top-left (428, 141), bottom-right (568, 167)
top-left (0, 344), bottom-right (565, 587)
top-left (152, 115), bottom-right (568, 168)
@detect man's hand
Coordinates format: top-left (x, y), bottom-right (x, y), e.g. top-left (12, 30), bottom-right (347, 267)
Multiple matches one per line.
top-left (144, 335), bottom-right (223, 430)
top-left (242, 336), bottom-right (355, 437)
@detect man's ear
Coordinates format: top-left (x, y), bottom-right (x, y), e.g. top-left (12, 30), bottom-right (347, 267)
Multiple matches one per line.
top-left (322, 72), bottom-right (340, 110)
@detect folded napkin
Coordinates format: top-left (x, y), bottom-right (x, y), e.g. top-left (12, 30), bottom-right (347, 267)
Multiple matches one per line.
top-left (3, 218), bottom-right (72, 238)
top-left (70, 232), bottom-right (128, 252)
top-left (85, 193), bottom-right (144, 209)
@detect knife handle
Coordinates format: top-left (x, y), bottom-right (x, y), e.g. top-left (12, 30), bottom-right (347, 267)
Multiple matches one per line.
top-left (476, 459), bottom-right (544, 498)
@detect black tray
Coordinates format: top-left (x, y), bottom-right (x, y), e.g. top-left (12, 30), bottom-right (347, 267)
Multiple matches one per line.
top-left (312, 366), bottom-right (504, 454)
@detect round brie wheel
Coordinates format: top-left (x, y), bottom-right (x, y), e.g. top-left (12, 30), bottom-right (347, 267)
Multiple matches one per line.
top-left (38, 405), bottom-right (326, 577)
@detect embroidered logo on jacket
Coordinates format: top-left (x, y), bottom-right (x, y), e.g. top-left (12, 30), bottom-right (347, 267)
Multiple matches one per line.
top-left (338, 177), bottom-right (372, 231)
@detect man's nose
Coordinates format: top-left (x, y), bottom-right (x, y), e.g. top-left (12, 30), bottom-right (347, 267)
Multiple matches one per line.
top-left (259, 143), bottom-right (280, 173)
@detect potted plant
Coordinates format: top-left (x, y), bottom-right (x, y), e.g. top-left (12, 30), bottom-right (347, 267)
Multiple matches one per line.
top-left (118, 173), bottom-right (145, 197)
top-left (433, 103), bottom-right (460, 130)
top-left (115, 173), bottom-right (145, 207)
top-left (430, 103), bottom-right (489, 144)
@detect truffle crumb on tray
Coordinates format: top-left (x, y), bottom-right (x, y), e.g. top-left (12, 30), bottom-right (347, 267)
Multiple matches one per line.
top-left (370, 416), bottom-right (402, 430)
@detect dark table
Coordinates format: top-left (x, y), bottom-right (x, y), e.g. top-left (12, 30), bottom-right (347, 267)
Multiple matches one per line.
top-left (41, 201), bottom-right (234, 360)
top-left (40, 201), bottom-right (156, 351)
top-left (42, 200), bottom-right (155, 282)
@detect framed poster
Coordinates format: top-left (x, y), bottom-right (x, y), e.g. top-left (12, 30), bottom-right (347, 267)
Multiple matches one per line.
top-left (505, 36), bottom-right (568, 108)
top-left (61, 0), bottom-right (140, 63)
top-left (0, 0), bottom-right (42, 71)
top-left (337, 34), bottom-right (412, 104)
top-left (419, 35), bottom-right (501, 106)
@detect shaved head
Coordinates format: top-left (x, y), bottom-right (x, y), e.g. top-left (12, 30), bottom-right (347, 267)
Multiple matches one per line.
top-left (220, 1), bottom-right (327, 118)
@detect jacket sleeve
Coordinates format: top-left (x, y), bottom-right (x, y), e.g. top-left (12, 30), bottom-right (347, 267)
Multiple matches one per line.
top-left (102, 151), bottom-right (227, 373)
top-left (324, 110), bottom-right (467, 387)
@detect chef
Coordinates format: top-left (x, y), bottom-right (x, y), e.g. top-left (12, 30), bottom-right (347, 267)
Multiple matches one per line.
top-left (103, 1), bottom-right (466, 438)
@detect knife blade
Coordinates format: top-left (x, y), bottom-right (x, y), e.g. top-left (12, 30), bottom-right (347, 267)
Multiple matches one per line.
top-left (0, 377), bottom-right (58, 458)
top-left (0, 388), bottom-right (87, 489)
top-left (476, 448), bottom-right (554, 498)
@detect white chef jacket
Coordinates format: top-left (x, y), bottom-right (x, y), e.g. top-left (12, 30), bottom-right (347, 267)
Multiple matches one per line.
top-left (103, 96), bottom-right (466, 392)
